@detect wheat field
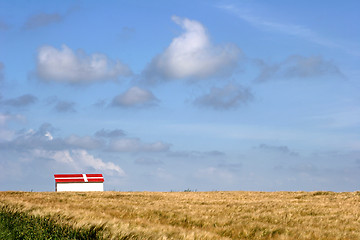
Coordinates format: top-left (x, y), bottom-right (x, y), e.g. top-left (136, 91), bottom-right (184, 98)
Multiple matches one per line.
top-left (1, 191), bottom-right (360, 239)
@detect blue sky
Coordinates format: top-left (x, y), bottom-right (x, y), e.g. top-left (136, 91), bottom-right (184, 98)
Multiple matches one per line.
top-left (0, 0), bottom-right (359, 191)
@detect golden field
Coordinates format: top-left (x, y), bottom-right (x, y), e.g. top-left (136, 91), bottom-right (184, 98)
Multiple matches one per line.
top-left (1, 191), bottom-right (360, 239)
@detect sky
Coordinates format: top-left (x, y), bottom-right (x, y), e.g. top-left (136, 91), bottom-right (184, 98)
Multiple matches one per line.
top-left (0, 0), bottom-right (359, 192)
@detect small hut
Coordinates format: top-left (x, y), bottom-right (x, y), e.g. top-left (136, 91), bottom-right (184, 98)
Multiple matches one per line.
top-left (54, 173), bottom-right (104, 192)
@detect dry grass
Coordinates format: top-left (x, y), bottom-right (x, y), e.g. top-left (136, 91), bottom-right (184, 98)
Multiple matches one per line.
top-left (1, 191), bottom-right (360, 239)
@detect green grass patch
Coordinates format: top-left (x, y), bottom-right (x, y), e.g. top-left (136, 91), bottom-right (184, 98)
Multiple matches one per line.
top-left (0, 205), bottom-right (103, 240)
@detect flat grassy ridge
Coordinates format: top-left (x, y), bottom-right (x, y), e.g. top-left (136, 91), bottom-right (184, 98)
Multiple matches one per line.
top-left (1, 191), bottom-right (360, 239)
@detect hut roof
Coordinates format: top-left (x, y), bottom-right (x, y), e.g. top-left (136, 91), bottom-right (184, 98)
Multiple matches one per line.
top-left (54, 173), bottom-right (104, 183)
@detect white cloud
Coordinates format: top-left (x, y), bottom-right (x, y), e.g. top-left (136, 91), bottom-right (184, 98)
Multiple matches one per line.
top-left (44, 131), bottom-right (53, 141)
top-left (72, 149), bottom-right (125, 176)
top-left (111, 86), bottom-right (158, 108)
top-left (33, 149), bottom-right (125, 176)
top-left (51, 150), bottom-right (74, 164)
top-left (109, 138), bottom-right (170, 152)
top-left (36, 44), bottom-right (132, 83)
top-left (143, 16), bottom-right (240, 83)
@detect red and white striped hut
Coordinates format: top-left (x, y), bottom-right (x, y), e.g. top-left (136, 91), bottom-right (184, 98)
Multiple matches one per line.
top-left (54, 173), bottom-right (104, 192)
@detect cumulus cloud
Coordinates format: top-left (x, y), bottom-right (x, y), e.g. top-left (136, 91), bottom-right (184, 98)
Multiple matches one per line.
top-left (111, 86), bottom-right (159, 108)
top-left (108, 138), bottom-right (171, 152)
top-left (142, 16), bottom-right (241, 84)
top-left (36, 44), bottom-right (132, 84)
top-left (1, 94), bottom-right (38, 107)
top-left (95, 128), bottom-right (125, 138)
top-left (23, 12), bottom-right (63, 30)
top-left (194, 83), bottom-right (253, 110)
top-left (47, 149), bottom-right (74, 164)
top-left (254, 55), bottom-right (344, 82)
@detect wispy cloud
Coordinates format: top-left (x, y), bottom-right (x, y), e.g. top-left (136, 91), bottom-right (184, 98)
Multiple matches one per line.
top-left (23, 12), bottom-right (63, 30)
top-left (108, 138), bottom-right (171, 153)
top-left (0, 62), bottom-right (4, 82)
top-left (167, 150), bottom-right (226, 159)
top-left (196, 167), bottom-right (235, 184)
top-left (46, 96), bottom-right (76, 113)
top-left (256, 143), bottom-right (299, 156)
top-left (254, 55), bottom-right (345, 82)
top-left (65, 135), bottom-right (104, 150)
top-left (111, 86), bottom-right (159, 108)
top-left (0, 123), bottom-right (171, 154)
top-left (135, 157), bottom-right (163, 165)
top-left (1, 94), bottom-right (38, 107)
top-left (308, 107), bottom-right (360, 129)
top-left (95, 129), bottom-right (126, 138)
top-left (0, 113), bottom-right (25, 126)
top-left (0, 113), bottom-right (25, 141)
top-left (219, 5), bottom-right (359, 56)
top-left (0, 20), bottom-right (9, 30)
top-left (193, 83), bottom-right (253, 110)
top-left (54, 101), bottom-right (76, 113)
top-left (118, 27), bottom-right (136, 41)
